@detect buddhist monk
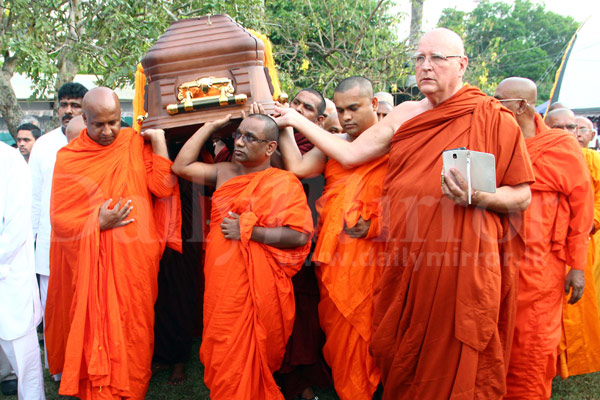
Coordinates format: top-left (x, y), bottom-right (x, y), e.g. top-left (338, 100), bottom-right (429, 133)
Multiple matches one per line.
top-left (545, 108), bottom-right (578, 133)
top-left (493, 78), bottom-right (593, 398)
top-left (321, 99), bottom-right (343, 133)
top-left (46, 87), bottom-right (180, 399)
top-left (278, 76), bottom-right (385, 400)
top-left (275, 28), bottom-right (535, 399)
top-left (555, 115), bottom-right (600, 379)
top-left (376, 101), bottom-right (393, 121)
top-left (171, 114), bottom-right (313, 400)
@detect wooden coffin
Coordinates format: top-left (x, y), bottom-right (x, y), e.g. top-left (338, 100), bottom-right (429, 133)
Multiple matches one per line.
top-left (140, 14), bottom-right (277, 139)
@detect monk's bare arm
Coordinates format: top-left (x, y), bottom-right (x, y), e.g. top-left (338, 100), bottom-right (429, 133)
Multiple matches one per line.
top-left (250, 226), bottom-right (309, 249)
top-left (221, 212), bottom-right (309, 249)
top-left (275, 104), bottom-right (420, 168)
top-left (278, 126), bottom-right (327, 178)
top-left (172, 116), bottom-right (230, 187)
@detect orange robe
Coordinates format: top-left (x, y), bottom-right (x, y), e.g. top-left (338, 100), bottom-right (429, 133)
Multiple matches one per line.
top-left (557, 147), bottom-right (600, 378)
top-left (46, 128), bottom-right (180, 399)
top-left (505, 114), bottom-right (593, 399)
top-left (200, 168), bottom-right (313, 400)
top-left (313, 156), bottom-right (388, 400)
top-left (371, 85), bottom-right (534, 399)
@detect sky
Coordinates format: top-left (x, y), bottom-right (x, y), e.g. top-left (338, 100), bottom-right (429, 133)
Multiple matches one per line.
top-left (392, 0), bottom-right (599, 39)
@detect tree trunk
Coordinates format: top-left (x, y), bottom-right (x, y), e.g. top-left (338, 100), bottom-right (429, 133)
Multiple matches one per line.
top-left (409, 0), bottom-right (425, 49)
top-left (51, 0), bottom-right (82, 128)
top-left (0, 54), bottom-right (24, 139)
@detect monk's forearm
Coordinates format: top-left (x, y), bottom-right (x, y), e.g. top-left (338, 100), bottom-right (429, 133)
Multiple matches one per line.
top-left (172, 125), bottom-right (212, 176)
top-left (474, 183), bottom-right (531, 213)
top-left (149, 131), bottom-right (169, 159)
top-left (251, 226), bottom-right (309, 249)
top-left (278, 128), bottom-right (304, 173)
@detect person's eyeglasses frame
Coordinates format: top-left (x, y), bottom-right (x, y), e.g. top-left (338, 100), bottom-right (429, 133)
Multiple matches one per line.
top-left (411, 53), bottom-right (464, 67)
top-left (232, 131), bottom-right (272, 144)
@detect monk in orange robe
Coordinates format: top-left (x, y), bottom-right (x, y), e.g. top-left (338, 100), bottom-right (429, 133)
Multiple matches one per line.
top-left (46, 87), bottom-right (180, 399)
top-left (278, 77), bottom-right (384, 400)
top-left (275, 29), bottom-right (534, 399)
top-left (552, 114), bottom-right (600, 378)
top-left (494, 79), bottom-right (593, 399)
top-left (172, 113), bottom-right (313, 400)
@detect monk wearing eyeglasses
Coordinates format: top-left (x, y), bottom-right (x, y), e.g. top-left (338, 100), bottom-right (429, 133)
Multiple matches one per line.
top-left (494, 78), bottom-right (594, 399)
top-left (555, 115), bottom-right (600, 381)
top-left (172, 114), bottom-right (313, 400)
top-left (276, 28), bottom-right (535, 399)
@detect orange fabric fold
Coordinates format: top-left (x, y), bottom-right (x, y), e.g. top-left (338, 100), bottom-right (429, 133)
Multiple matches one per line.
top-left (312, 156), bottom-right (387, 400)
top-left (371, 85), bottom-right (534, 400)
top-left (557, 147), bottom-right (600, 379)
top-left (46, 128), bottom-right (179, 399)
top-left (200, 168), bottom-right (313, 400)
top-left (505, 114), bottom-right (593, 399)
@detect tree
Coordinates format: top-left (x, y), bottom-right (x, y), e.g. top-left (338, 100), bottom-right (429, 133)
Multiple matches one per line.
top-left (438, 0), bottom-right (578, 101)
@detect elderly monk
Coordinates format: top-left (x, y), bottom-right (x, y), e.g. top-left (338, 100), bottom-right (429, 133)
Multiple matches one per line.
top-left (553, 115), bottom-right (600, 379)
top-left (494, 78), bottom-right (593, 399)
top-left (376, 101), bottom-right (394, 121)
top-left (46, 87), bottom-right (180, 399)
top-left (172, 114), bottom-right (313, 400)
top-left (278, 76), bottom-right (385, 400)
top-left (275, 28), bottom-right (535, 399)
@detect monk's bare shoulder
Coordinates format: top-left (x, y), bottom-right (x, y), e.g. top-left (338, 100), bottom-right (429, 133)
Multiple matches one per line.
top-left (385, 100), bottom-right (429, 133)
top-left (215, 162), bottom-right (240, 189)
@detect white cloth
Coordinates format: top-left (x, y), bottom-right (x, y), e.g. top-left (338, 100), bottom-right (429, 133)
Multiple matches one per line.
top-left (29, 127), bottom-right (67, 277)
top-left (0, 330), bottom-right (45, 400)
top-left (0, 346), bottom-right (16, 381)
top-left (0, 142), bottom-right (42, 340)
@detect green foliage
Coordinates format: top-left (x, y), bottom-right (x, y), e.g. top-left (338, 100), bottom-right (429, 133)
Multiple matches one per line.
top-left (438, 0), bottom-right (579, 102)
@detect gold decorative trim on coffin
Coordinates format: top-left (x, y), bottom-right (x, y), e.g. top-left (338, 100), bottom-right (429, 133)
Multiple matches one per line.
top-left (166, 77), bottom-right (247, 115)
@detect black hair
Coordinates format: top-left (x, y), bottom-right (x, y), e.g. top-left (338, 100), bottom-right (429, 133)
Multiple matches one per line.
top-left (334, 76), bottom-right (374, 98)
top-left (17, 123), bottom-right (42, 139)
top-left (57, 82), bottom-right (88, 101)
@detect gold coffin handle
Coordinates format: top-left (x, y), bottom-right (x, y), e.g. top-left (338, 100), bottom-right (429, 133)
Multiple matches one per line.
top-left (167, 94), bottom-right (247, 115)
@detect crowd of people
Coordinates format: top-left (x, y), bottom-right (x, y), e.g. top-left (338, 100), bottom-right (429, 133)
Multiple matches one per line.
top-left (1, 26), bottom-right (600, 400)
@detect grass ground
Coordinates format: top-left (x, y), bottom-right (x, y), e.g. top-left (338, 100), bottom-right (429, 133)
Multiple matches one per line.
top-left (5, 339), bottom-right (600, 399)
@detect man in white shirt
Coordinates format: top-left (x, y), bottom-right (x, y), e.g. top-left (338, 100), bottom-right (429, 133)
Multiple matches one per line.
top-left (28, 82), bottom-right (87, 377)
top-left (0, 141), bottom-right (45, 399)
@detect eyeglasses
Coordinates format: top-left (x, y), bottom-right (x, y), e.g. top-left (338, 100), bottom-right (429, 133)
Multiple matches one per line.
top-left (496, 98), bottom-right (531, 107)
top-left (576, 126), bottom-right (596, 134)
top-left (411, 53), bottom-right (464, 67)
top-left (232, 131), bottom-right (271, 144)
top-left (551, 124), bottom-right (578, 132)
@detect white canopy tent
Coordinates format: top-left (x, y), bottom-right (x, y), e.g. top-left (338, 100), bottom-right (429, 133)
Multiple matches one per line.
top-left (548, 14), bottom-right (600, 117)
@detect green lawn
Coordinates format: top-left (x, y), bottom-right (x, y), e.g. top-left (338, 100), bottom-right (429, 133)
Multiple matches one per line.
top-left (6, 340), bottom-right (600, 399)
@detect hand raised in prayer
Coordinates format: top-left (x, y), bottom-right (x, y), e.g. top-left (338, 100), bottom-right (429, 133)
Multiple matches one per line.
top-left (221, 211), bottom-right (241, 240)
top-left (344, 217), bottom-right (371, 238)
top-left (99, 199), bottom-right (134, 231)
top-left (565, 269), bottom-right (585, 304)
top-left (441, 168), bottom-right (474, 207)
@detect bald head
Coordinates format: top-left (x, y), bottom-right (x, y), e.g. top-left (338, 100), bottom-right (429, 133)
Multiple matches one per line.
top-left (496, 78), bottom-right (537, 106)
top-left (419, 28), bottom-right (465, 57)
top-left (374, 92), bottom-right (394, 106)
top-left (545, 108), bottom-right (576, 133)
top-left (66, 115), bottom-right (85, 143)
top-left (324, 98), bottom-right (336, 117)
top-left (82, 87), bottom-right (122, 146)
top-left (574, 116), bottom-right (596, 148)
top-left (548, 102), bottom-right (568, 112)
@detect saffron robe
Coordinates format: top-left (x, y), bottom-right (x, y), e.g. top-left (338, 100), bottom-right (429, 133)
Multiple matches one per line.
top-left (371, 85), bottom-right (534, 400)
top-left (557, 146), bottom-right (600, 378)
top-left (200, 168), bottom-right (313, 400)
top-left (46, 128), bottom-right (180, 399)
top-left (312, 156), bottom-right (387, 400)
top-left (505, 114), bottom-right (593, 399)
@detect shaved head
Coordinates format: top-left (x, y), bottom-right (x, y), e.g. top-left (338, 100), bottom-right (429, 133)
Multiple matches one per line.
top-left (548, 102), bottom-right (568, 112)
top-left (574, 116), bottom-right (596, 147)
top-left (545, 108), bottom-right (576, 133)
top-left (419, 28), bottom-right (465, 57)
top-left (496, 77), bottom-right (537, 106)
top-left (375, 92), bottom-right (394, 106)
top-left (324, 98), bottom-right (336, 117)
top-left (335, 76), bottom-right (374, 99)
top-left (66, 115), bottom-right (86, 143)
top-left (82, 87), bottom-right (122, 146)
top-left (246, 113), bottom-right (279, 141)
